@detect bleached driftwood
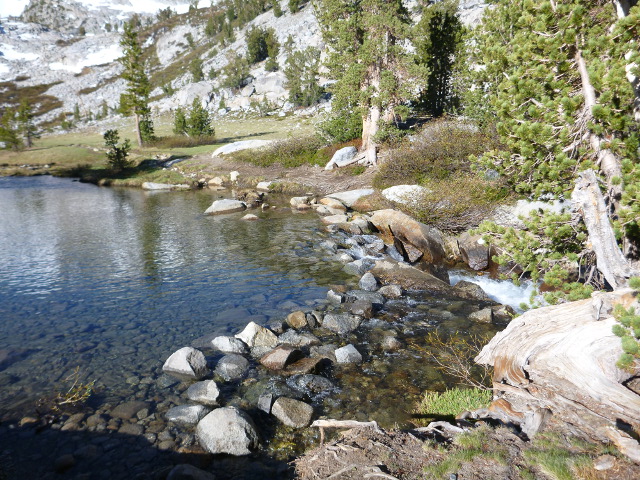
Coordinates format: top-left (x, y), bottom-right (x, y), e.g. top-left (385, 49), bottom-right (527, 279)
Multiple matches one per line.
top-left (475, 289), bottom-right (640, 461)
top-left (572, 169), bottom-right (632, 289)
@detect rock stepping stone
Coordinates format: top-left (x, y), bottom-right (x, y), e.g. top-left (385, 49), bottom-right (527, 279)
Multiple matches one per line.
top-left (271, 397), bottom-right (314, 428)
top-left (196, 407), bottom-right (259, 455)
top-left (186, 380), bottom-right (221, 406)
top-left (163, 347), bottom-right (209, 380)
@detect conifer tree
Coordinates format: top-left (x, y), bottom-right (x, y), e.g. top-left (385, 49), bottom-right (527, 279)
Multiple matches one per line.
top-left (17, 100), bottom-right (39, 148)
top-left (0, 109), bottom-right (23, 151)
top-left (468, 0), bottom-right (639, 294)
top-left (284, 47), bottom-right (323, 106)
top-left (173, 107), bottom-right (188, 135)
top-left (186, 98), bottom-right (214, 137)
top-left (119, 21), bottom-right (155, 146)
top-left (315, 0), bottom-right (428, 164)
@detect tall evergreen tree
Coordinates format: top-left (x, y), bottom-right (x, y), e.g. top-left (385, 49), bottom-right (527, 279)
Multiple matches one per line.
top-left (315, 0), bottom-right (428, 164)
top-left (415, 0), bottom-right (463, 117)
top-left (119, 21), bottom-right (154, 146)
top-left (186, 98), bottom-right (214, 137)
top-left (17, 100), bottom-right (39, 148)
top-left (284, 47), bottom-right (323, 106)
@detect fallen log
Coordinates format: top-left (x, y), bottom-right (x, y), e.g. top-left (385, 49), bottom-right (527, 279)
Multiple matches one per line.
top-left (311, 419), bottom-right (381, 445)
top-left (475, 288), bottom-right (640, 461)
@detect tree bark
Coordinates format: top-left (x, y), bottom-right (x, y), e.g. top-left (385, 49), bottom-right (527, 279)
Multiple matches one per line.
top-left (572, 170), bottom-right (632, 289)
top-left (134, 112), bottom-right (143, 147)
top-left (361, 105), bottom-right (380, 165)
top-left (476, 288), bottom-right (640, 457)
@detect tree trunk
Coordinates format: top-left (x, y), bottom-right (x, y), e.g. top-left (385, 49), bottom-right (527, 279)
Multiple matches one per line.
top-left (572, 170), bottom-right (633, 289)
top-left (475, 288), bottom-right (640, 460)
top-left (134, 113), bottom-right (143, 147)
top-left (361, 104), bottom-right (380, 165)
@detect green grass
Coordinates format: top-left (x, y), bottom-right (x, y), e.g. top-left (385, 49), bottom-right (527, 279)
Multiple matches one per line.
top-left (414, 387), bottom-right (492, 423)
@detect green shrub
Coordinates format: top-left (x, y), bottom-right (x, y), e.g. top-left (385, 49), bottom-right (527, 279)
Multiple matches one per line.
top-left (221, 53), bottom-right (250, 89)
top-left (612, 288), bottom-right (640, 372)
top-left (104, 129), bottom-right (132, 172)
top-left (146, 135), bottom-right (216, 149)
top-left (373, 119), bottom-right (500, 188)
top-left (318, 107), bottom-right (362, 143)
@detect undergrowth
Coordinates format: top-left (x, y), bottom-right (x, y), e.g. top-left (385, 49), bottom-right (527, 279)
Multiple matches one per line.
top-left (612, 277), bottom-right (640, 371)
top-left (230, 135), bottom-right (329, 168)
top-left (414, 387), bottom-right (491, 424)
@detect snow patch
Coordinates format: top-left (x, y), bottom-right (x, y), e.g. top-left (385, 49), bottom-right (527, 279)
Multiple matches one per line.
top-left (0, 43), bottom-right (39, 61)
top-left (49, 43), bottom-right (122, 73)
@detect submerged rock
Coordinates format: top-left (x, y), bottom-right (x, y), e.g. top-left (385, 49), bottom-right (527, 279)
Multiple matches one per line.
top-left (278, 330), bottom-right (321, 347)
top-left (167, 464), bottom-right (217, 480)
top-left (271, 397), bottom-right (314, 428)
top-left (196, 407), bottom-right (259, 455)
top-left (110, 401), bottom-right (150, 420)
top-left (322, 314), bottom-right (363, 334)
top-left (287, 374), bottom-right (336, 395)
top-left (163, 347), bottom-right (209, 380)
top-left (286, 311), bottom-right (308, 329)
top-left (327, 189), bottom-right (375, 208)
top-left (166, 404), bottom-right (210, 425)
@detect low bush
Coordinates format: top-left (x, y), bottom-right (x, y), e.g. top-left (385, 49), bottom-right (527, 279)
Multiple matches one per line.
top-left (373, 119), bottom-right (500, 189)
top-left (230, 135), bottom-right (329, 168)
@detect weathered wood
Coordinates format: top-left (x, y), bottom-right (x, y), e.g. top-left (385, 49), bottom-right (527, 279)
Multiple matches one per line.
top-left (311, 419), bottom-right (380, 430)
top-left (476, 289), bottom-right (640, 461)
top-left (571, 169), bottom-right (632, 289)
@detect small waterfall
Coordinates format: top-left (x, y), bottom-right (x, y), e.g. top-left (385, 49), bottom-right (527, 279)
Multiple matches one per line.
top-left (449, 270), bottom-right (536, 311)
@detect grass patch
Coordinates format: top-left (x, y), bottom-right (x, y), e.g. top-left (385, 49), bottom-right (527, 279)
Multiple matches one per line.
top-left (230, 135), bottom-right (329, 168)
top-left (424, 426), bottom-right (507, 479)
top-left (414, 387), bottom-right (491, 424)
top-left (146, 135), bottom-right (217, 149)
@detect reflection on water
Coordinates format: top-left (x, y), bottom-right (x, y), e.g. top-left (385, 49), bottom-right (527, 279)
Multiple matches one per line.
top-left (0, 176), bottom-right (346, 417)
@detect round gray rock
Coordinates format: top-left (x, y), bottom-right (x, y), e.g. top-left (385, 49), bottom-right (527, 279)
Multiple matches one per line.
top-left (358, 272), bottom-right (378, 292)
top-left (186, 380), bottom-right (221, 406)
top-left (163, 347), bottom-right (209, 380)
top-left (215, 354), bottom-right (250, 381)
top-left (271, 397), bottom-right (314, 428)
top-left (322, 314), bottom-right (363, 334)
top-left (204, 199), bottom-right (246, 215)
top-left (196, 407), bottom-right (259, 456)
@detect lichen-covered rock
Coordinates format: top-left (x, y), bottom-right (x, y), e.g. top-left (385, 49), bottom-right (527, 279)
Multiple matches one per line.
top-left (322, 314), bottom-right (363, 334)
top-left (166, 404), bottom-right (210, 425)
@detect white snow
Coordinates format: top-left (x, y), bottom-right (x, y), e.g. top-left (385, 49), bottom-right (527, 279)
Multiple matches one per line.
top-left (0, 43), bottom-right (39, 61)
top-left (0, 1), bottom-right (194, 19)
top-left (49, 43), bottom-right (122, 73)
top-left (0, 63), bottom-right (10, 80)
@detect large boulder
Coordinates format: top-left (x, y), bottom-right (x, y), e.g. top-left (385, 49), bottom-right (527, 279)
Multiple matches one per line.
top-left (187, 380), bottom-right (221, 406)
top-left (163, 347), bottom-right (209, 380)
top-left (327, 189), bottom-right (375, 208)
top-left (254, 71), bottom-right (288, 96)
top-left (369, 209), bottom-right (446, 267)
top-left (196, 407), bottom-right (259, 455)
top-left (324, 146), bottom-right (358, 170)
top-left (458, 232), bottom-right (490, 271)
top-left (370, 259), bottom-right (451, 293)
top-left (204, 199), bottom-right (246, 215)
top-left (235, 322), bottom-right (278, 348)
top-left (271, 397), bottom-right (314, 428)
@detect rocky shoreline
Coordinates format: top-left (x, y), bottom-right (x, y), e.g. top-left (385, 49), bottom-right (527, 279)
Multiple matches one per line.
top-left (0, 180), bottom-right (520, 479)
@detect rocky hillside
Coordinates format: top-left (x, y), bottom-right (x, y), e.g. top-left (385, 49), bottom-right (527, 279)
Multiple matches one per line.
top-left (0, 1), bottom-right (488, 130)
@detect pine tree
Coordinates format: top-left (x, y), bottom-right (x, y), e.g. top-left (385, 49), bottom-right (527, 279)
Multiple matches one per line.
top-left (414, 0), bottom-right (463, 117)
top-left (186, 98), bottom-right (214, 137)
top-left (468, 0), bottom-right (640, 295)
top-left (119, 21), bottom-right (155, 146)
top-left (103, 129), bottom-right (132, 171)
top-left (173, 107), bottom-right (188, 135)
top-left (264, 28), bottom-right (280, 72)
top-left (0, 109), bottom-right (23, 151)
top-left (315, 0), bottom-right (428, 164)
top-left (284, 47), bottom-right (323, 106)
top-left (17, 100), bottom-right (39, 148)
